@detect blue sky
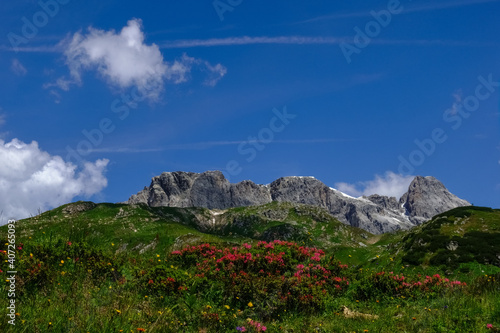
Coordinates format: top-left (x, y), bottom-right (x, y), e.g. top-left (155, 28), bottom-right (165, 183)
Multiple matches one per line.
top-left (1, 0), bottom-right (499, 220)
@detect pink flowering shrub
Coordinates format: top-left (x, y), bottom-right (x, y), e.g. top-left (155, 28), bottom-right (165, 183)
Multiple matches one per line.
top-left (167, 240), bottom-right (349, 316)
top-left (246, 319), bottom-right (267, 331)
top-left (354, 271), bottom-right (467, 300)
top-left (138, 264), bottom-right (190, 295)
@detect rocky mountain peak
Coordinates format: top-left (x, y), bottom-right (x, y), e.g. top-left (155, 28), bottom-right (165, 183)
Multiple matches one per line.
top-left (399, 176), bottom-right (470, 224)
top-left (127, 171), bottom-right (470, 234)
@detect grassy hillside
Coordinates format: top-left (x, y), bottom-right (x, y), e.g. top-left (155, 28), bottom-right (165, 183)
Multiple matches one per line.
top-left (6, 201), bottom-right (370, 253)
top-left (220, 201), bottom-right (371, 247)
top-left (0, 202), bottom-right (499, 332)
top-left (400, 206), bottom-right (500, 269)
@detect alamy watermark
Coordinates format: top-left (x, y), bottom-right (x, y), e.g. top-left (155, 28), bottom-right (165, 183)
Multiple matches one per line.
top-left (398, 74), bottom-right (499, 175)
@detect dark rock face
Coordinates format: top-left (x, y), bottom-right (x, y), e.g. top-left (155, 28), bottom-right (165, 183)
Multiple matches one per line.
top-left (231, 180), bottom-right (272, 208)
top-left (190, 171), bottom-right (232, 209)
top-left (270, 177), bottom-right (331, 207)
top-left (127, 171), bottom-right (470, 234)
top-left (365, 194), bottom-right (400, 211)
top-left (128, 171), bottom-right (271, 209)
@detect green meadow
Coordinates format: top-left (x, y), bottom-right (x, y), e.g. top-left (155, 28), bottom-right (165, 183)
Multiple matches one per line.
top-left (1, 203), bottom-right (499, 332)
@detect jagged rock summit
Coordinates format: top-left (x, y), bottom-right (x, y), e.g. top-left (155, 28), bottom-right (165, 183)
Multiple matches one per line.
top-left (127, 171), bottom-right (470, 234)
top-left (399, 175), bottom-right (470, 225)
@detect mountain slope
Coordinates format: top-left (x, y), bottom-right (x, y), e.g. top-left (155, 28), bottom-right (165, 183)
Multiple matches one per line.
top-left (127, 171), bottom-right (470, 234)
top-left (9, 201), bottom-right (371, 254)
top-left (2, 202), bottom-right (500, 333)
top-left (399, 206), bottom-right (500, 268)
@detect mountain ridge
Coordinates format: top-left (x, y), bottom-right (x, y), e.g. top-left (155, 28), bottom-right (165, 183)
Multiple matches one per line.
top-left (127, 171), bottom-right (470, 234)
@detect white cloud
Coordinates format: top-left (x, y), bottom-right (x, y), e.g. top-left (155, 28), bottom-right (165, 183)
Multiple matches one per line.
top-left (63, 19), bottom-right (168, 100)
top-left (161, 36), bottom-right (345, 48)
top-left (159, 36), bottom-right (493, 49)
top-left (334, 182), bottom-right (362, 197)
top-left (48, 90), bottom-right (62, 104)
top-left (90, 138), bottom-right (347, 152)
top-left (447, 90), bottom-right (462, 115)
top-left (11, 58), bottom-right (27, 76)
top-left (49, 19), bottom-right (226, 101)
top-left (335, 171), bottom-right (414, 199)
top-left (301, 0), bottom-right (499, 23)
top-left (43, 77), bottom-right (73, 92)
top-left (203, 62), bottom-right (227, 87)
top-left (0, 45), bottom-right (60, 53)
top-left (166, 54), bottom-right (227, 87)
top-left (0, 139), bottom-right (108, 222)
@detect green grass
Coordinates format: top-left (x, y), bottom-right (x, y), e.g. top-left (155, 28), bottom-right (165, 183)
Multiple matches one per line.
top-left (400, 207), bottom-right (500, 268)
top-left (0, 202), bottom-right (499, 332)
top-left (212, 201), bottom-right (372, 249)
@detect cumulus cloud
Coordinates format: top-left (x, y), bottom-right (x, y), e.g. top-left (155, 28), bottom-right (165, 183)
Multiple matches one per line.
top-left (335, 171), bottom-right (414, 199)
top-left (0, 139), bottom-right (108, 222)
top-left (63, 19), bottom-right (168, 99)
top-left (48, 19), bottom-right (226, 101)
